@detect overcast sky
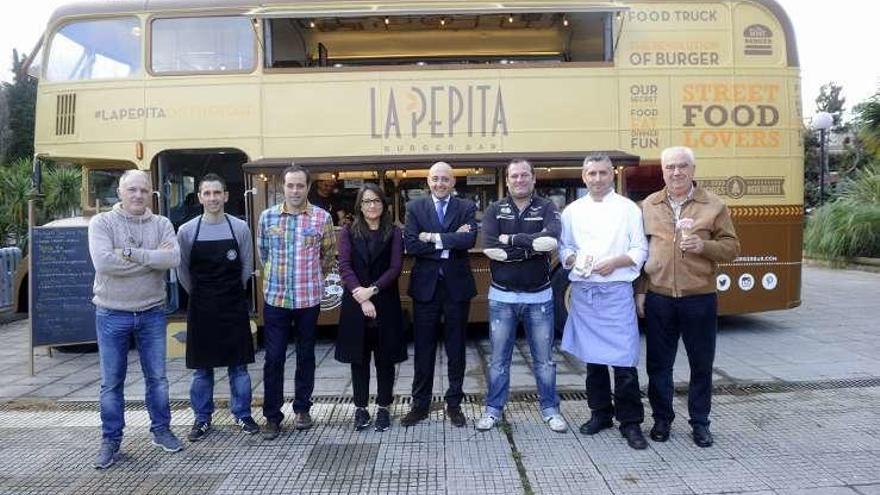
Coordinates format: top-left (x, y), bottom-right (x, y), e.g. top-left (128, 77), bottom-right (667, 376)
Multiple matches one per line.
top-left (1, 0), bottom-right (877, 120)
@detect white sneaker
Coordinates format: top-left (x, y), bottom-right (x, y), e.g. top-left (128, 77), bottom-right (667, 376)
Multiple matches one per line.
top-left (545, 414), bottom-right (568, 433)
top-left (476, 414), bottom-right (498, 431)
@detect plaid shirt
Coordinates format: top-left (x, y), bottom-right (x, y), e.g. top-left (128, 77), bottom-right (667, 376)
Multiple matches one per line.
top-left (258, 202), bottom-right (336, 309)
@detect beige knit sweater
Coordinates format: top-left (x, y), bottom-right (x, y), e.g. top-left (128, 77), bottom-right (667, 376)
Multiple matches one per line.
top-left (88, 203), bottom-right (180, 311)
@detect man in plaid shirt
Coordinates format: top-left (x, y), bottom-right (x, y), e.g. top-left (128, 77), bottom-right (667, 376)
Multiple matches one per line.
top-left (258, 164), bottom-right (336, 439)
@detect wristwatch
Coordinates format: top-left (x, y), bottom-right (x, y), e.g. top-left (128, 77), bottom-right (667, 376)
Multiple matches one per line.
top-left (370, 286), bottom-right (379, 296)
top-left (122, 247), bottom-right (132, 260)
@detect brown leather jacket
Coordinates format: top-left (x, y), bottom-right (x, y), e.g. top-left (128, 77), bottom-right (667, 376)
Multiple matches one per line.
top-left (638, 185), bottom-right (740, 297)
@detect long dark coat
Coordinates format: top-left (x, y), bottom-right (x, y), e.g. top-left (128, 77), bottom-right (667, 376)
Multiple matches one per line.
top-left (334, 226), bottom-right (407, 365)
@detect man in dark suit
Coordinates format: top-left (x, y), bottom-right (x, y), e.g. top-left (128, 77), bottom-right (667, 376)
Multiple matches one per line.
top-left (401, 161), bottom-right (478, 427)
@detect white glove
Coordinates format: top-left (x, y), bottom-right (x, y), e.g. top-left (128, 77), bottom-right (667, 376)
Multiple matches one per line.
top-left (532, 237), bottom-right (558, 252)
top-left (483, 248), bottom-right (508, 261)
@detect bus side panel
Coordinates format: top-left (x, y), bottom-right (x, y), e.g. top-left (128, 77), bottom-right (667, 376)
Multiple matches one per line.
top-left (719, 206), bottom-right (803, 314)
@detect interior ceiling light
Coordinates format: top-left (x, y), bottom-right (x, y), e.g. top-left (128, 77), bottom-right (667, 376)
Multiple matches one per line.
top-left (508, 15), bottom-right (514, 23)
top-left (309, 20), bottom-right (316, 28)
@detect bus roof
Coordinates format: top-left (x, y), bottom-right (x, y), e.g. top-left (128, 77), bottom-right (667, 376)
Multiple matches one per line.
top-left (47, 0), bottom-right (797, 65)
top-left (50, 0), bottom-right (625, 24)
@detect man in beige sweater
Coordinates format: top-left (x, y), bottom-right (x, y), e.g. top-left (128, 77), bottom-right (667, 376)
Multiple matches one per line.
top-left (88, 170), bottom-right (181, 469)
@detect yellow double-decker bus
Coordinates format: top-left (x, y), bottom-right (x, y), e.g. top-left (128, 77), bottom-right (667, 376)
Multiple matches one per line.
top-left (21, 0), bottom-right (803, 337)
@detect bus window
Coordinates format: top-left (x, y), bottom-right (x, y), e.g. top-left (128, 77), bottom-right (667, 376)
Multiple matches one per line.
top-left (151, 17), bottom-right (256, 74)
top-left (46, 17), bottom-right (141, 81)
top-left (534, 167), bottom-right (585, 210)
top-left (622, 165), bottom-right (664, 203)
top-left (393, 174), bottom-right (499, 225)
top-left (266, 12), bottom-right (611, 69)
top-left (87, 169), bottom-right (126, 209)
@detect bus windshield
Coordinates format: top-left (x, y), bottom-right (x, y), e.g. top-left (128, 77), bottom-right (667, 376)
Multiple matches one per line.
top-left (46, 17), bottom-right (141, 81)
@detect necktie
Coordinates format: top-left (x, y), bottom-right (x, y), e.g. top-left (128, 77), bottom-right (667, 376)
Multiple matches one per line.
top-left (436, 198), bottom-right (447, 224)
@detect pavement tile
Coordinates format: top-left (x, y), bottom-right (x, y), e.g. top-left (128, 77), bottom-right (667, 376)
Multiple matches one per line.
top-left (670, 458), bottom-right (770, 494)
top-left (736, 454), bottom-right (844, 490)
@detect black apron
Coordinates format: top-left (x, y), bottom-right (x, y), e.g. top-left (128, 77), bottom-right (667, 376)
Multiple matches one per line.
top-left (185, 214), bottom-right (255, 369)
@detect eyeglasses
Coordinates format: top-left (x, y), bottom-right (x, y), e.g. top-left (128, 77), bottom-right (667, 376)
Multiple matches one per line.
top-left (663, 162), bottom-right (692, 171)
top-left (360, 199), bottom-right (383, 206)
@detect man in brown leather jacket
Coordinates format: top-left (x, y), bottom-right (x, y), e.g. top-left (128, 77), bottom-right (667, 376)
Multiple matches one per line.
top-left (636, 146), bottom-right (740, 448)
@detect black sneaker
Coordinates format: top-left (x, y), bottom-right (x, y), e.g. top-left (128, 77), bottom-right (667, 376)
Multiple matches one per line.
top-left (187, 421), bottom-right (211, 442)
top-left (354, 407), bottom-right (371, 431)
top-left (263, 420), bottom-right (281, 440)
top-left (579, 416), bottom-right (613, 435)
top-left (692, 424), bottom-right (714, 448)
top-left (621, 425), bottom-right (648, 450)
top-left (374, 407), bottom-right (391, 432)
top-left (236, 416), bottom-right (260, 435)
top-left (446, 406), bottom-right (467, 428)
top-left (400, 407), bottom-right (429, 427)
top-left (650, 419), bottom-right (671, 442)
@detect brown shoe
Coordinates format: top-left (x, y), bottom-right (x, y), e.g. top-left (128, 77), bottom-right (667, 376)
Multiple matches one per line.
top-left (446, 406), bottom-right (467, 428)
top-left (293, 411), bottom-right (313, 430)
top-left (400, 407), bottom-right (429, 427)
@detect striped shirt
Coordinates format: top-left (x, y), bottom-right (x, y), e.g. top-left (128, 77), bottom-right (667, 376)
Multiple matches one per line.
top-left (258, 202), bottom-right (336, 309)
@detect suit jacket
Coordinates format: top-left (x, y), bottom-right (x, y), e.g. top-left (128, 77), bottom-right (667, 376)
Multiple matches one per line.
top-left (403, 195), bottom-right (478, 303)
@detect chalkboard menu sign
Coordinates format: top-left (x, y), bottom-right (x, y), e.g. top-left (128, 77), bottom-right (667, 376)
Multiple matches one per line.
top-left (30, 226), bottom-right (96, 346)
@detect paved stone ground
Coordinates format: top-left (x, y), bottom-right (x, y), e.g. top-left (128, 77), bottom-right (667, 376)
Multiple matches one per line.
top-left (1, 386), bottom-right (879, 495)
top-left (1, 266), bottom-right (879, 494)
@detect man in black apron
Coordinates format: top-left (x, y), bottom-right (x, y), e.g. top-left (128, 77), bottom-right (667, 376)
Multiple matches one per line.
top-left (177, 173), bottom-right (258, 441)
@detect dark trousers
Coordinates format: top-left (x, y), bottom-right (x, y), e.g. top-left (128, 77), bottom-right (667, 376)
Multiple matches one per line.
top-left (351, 323), bottom-right (395, 409)
top-left (411, 283), bottom-right (469, 410)
top-left (262, 303), bottom-right (320, 423)
top-left (645, 291), bottom-right (718, 426)
top-left (586, 364), bottom-right (644, 427)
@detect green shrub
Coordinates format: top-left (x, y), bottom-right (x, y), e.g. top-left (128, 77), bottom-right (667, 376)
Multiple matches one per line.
top-left (805, 163), bottom-right (880, 259)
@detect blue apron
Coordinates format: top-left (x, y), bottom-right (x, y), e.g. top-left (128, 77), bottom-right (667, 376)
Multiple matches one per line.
top-left (561, 281), bottom-right (640, 367)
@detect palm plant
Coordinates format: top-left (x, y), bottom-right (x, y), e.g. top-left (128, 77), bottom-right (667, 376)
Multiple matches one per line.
top-left (44, 165), bottom-right (82, 219)
top-left (857, 94), bottom-right (880, 157)
top-left (0, 158), bottom-right (33, 248)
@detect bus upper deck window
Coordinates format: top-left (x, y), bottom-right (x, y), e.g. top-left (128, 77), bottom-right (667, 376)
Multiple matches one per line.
top-left (46, 17), bottom-right (141, 81)
top-left (151, 17), bottom-right (256, 74)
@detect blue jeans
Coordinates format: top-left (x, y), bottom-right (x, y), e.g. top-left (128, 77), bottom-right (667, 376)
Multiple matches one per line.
top-left (485, 299), bottom-right (560, 418)
top-left (262, 303), bottom-right (320, 423)
top-left (96, 305), bottom-right (171, 443)
top-left (190, 365), bottom-right (253, 423)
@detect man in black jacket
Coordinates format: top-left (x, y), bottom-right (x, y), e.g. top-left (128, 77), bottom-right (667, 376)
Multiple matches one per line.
top-left (401, 161), bottom-right (478, 427)
top-left (476, 158), bottom-right (568, 433)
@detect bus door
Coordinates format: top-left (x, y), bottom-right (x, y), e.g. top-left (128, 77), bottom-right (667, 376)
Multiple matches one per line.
top-left (154, 149), bottom-right (251, 314)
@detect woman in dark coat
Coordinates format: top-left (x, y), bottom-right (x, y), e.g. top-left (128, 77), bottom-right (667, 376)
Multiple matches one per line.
top-left (335, 183), bottom-right (406, 431)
